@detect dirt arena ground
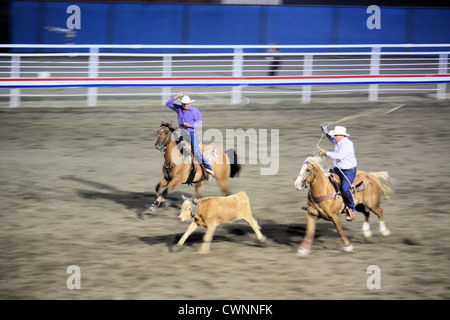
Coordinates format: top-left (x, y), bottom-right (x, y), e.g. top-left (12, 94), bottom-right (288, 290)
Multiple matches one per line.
top-left (0, 93), bottom-right (449, 300)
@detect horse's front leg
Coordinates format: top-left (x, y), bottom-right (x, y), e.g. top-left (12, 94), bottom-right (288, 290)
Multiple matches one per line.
top-left (193, 181), bottom-right (204, 199)
top-left (150, 176), bottom-right (183, 212)
top-left (149, 177), bottom-right (169, 212)
top-left (297, 211), bottom-right (318, 256)
top-left (331, 214), bottom-right (353, 252)
top-left (155, 177), bottom-right (169, 195)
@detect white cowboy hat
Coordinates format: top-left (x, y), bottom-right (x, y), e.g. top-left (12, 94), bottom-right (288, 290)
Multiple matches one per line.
top-left (329, 125), bottom-right (350, 136)
top-left (179, 95), bottom-right (195, 104)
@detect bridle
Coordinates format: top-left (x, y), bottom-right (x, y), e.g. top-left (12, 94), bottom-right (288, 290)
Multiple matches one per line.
top-left (301, 160), bottom-right (340, 204)
top-left (301, 160), bottom-right (318, 189)
top-left (155, 126), bottom-right (172, 152)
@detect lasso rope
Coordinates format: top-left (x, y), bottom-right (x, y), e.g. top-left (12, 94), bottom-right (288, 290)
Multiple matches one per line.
top-left (315, 103), bottom-right (405, 184)
top-left (320, 103), bottom-right (405, 128)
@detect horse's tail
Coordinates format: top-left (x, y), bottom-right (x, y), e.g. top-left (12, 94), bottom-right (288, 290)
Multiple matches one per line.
top-left (226, 149), bottom-right (241, 178)
top-left (370, 171), bottom-right (394, 199)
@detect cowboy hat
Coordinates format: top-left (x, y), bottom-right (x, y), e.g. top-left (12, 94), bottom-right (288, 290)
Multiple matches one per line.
top-left (329, 125), bottom-right (350, 137)
top-left (179, 95), bottom-right (195, 104)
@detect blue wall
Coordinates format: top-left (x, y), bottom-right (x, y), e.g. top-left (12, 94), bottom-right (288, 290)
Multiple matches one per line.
top-left (10, 1), bottom-right (450, 52)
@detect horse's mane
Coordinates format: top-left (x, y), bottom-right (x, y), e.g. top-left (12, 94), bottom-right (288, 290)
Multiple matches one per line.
top-left (160, 121), bottom-right (175, 132)
top-left (305, 156), bottom-right (327, 172)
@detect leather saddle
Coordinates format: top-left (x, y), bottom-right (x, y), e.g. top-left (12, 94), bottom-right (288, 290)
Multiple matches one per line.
top-left (175, 135), bottom-right (209, 185)
top-left (328, 172), bottom-right (366, 194)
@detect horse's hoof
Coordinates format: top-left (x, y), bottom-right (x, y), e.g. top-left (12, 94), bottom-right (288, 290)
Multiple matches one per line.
top-left (297, 247), bottom-right (310, 257)
top-left (379, 221), bottom-right (390, 236)
top-left (161, 200), bottom-right (171, 207)
top-left (362, 222), bottom-right (372, 238)
top-left (363, 230), bottom-right (373, 238)
top-left (259, 235), bottom-right (267, 243)
top-left (148, 204), bottom-right (158, 212)
top-left (343, 244), bottom-right (354, 252)
top-left (174, 244), bottom-right (185, 252)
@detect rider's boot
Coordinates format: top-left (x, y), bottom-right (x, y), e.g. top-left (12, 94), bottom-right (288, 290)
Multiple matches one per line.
top-left (204, 167), bottom-right (215, 181)
top-left (345, 207), bottom-right (355, 221)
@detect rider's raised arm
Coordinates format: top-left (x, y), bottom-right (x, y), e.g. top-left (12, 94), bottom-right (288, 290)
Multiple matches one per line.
top-left (166, 92), bottom-right (184, 111)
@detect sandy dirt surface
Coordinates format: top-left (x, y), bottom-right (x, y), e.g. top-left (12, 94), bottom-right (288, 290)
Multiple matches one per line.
top-left (0, 94), bottom-right (449, 300)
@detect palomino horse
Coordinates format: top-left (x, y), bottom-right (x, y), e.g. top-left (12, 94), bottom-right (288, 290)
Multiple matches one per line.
top-left (149, 122), bottom-right (241, 212)
top-left (294, 156), bottom-right (393, 256)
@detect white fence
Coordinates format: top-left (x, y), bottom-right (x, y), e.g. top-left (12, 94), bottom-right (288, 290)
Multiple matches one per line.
top-left (0, 44), bottom-right (449, 107)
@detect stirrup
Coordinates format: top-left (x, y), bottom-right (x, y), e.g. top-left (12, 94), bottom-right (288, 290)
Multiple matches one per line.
top-left (345, 208), bottom-right (355, 221)
top-left (205, 168), bottom-right (215, 177)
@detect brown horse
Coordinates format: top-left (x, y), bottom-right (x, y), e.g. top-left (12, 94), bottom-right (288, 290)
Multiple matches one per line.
top-left (294, 156), bottom-right (393, 256)
top-left (149, 122), bottom-right (241, 212)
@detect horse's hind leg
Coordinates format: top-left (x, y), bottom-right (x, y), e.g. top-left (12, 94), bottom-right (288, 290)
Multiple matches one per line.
top-left (357, 204), bottom-right (373, 238)
top-left (193, 181), bottom-right (204, 199)
top-left (375, 207), bottom-right (390, 236)
top-left (367, 205), bottom-right (390, 236)
top-left (216, 175), bottom-right (230, 196)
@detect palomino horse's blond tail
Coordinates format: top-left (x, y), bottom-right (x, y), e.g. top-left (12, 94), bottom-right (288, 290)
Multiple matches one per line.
top-left (370, 171), bottom-right (394, 199)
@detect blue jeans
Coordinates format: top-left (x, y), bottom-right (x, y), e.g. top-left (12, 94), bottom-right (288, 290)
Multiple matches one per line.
top-left (332, 167), bottom-right (356, 211)
top-left (189, 131), bottom-right (212, 170)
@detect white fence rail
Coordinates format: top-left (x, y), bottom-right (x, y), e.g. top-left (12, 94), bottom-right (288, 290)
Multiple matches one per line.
top-left (0, 44), bottom-right (449, 107)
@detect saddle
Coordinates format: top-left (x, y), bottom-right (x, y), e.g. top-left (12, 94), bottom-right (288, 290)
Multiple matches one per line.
top-left (302, 171), bottom-right (367, 211)
top-left (328, 171), bottom-right (366, 209)
top-left (175, 135), bottom-right (212, 185)
top-left (329, 172), bottom-right (366, 193)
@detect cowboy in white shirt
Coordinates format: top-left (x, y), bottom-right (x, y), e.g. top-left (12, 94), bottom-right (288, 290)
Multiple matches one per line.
top-left (320, 125), bottom-right (358, 221)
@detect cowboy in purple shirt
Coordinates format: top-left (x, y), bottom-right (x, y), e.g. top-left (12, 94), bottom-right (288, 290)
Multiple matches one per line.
top-left (166, 92), bottom-right (215, 179)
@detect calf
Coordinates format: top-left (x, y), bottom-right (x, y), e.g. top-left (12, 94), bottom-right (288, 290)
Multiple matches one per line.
top-left (177, 191), bottom-right (266, 254)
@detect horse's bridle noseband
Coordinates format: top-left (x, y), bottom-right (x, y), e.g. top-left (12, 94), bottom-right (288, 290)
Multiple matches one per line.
top-left (302, 160), bottom-right (318, 189)
top-left (156, 126), bottom-right (172, 151)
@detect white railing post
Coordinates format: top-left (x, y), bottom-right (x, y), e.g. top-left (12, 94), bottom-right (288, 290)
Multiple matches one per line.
top-left (369, 46), bottom-right (381, 101)
top-left (302, 54), bottom-right (313, 104)
top-left (87, 47), bottom-right (99, 107)
top-left (10, 55), bottom-right (21, 108)
top-left (161, 55), bottom-right (172, 104)
top-left (437, 53), bottom-right (448, 100)
top-left (1, 44), bottom-right (449, 107)
top-left (231, 47), bottom-right (243, 104)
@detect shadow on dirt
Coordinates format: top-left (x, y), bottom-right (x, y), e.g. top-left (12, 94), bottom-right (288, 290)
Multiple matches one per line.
top-left (60, 175), bottom-right (184, 219)
top-left (136, 218), bottom-right (340, 252)
top-left (62, 175), bottom-right (346, 251)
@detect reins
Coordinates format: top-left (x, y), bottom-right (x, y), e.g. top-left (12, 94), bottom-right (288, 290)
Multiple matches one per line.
top-left (303, 160), bottom-right (340, 204)
top-left (164, 154), bottom-right (191, 171)
top-left (156, 125), bottom-right (174, 152)
top-left (160, 128), bottom-right (192, 172)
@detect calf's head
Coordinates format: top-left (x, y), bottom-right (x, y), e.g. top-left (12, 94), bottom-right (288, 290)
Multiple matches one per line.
top-left (178, 195), bottom-right (199, 222)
